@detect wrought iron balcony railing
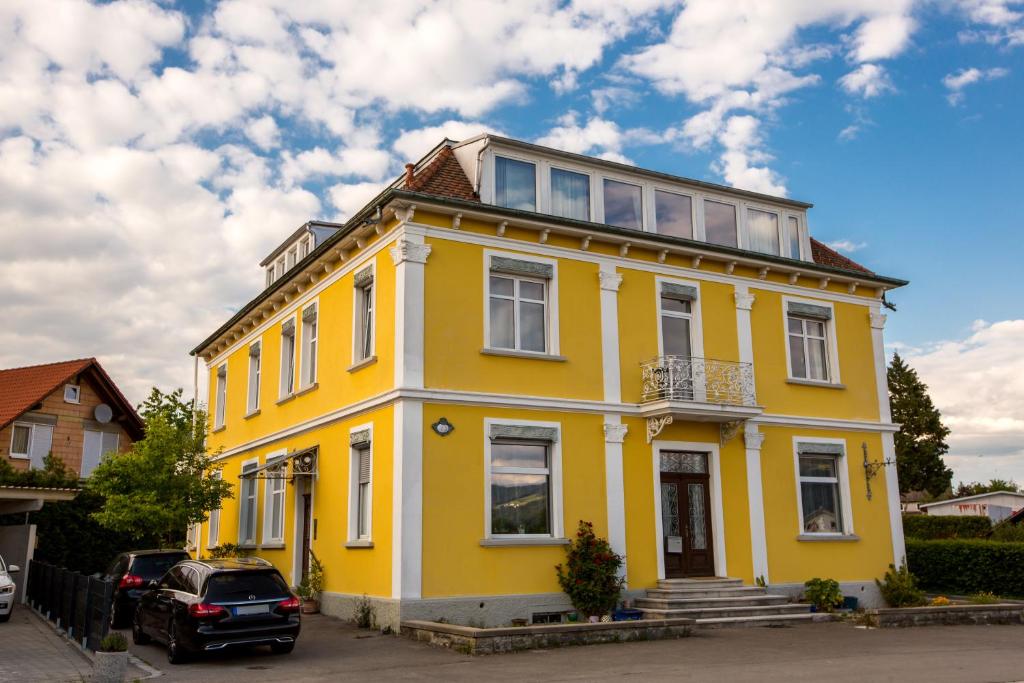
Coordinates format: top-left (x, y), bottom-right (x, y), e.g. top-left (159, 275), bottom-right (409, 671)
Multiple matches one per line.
top-left (640, 356), bottom-right (756, 406)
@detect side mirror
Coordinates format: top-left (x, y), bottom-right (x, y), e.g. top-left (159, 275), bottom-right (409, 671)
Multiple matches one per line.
top-left (8, 565), bottom-right (19, 573)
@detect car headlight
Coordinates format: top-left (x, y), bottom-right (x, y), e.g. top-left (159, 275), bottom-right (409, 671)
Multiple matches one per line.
top-left (0, 585), bottom-right (13, 594)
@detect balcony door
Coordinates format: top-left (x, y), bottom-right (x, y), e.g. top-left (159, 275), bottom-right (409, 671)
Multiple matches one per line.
top-left (660, 291), bottom-right (696, 400)
top-left (660, 451), bottom-right (715, 578)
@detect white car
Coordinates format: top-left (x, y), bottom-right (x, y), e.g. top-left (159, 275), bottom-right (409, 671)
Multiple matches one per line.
top-left (0, 555), bottom-right (20, 622)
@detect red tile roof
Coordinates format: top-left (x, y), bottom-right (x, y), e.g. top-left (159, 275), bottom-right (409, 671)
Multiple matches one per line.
top-left (405, 146), bottom-right (478, 201)
top-left (809, 238), bottom-right (873, 274)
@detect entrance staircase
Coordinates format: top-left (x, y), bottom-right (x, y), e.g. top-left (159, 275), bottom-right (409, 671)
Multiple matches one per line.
top-left (636, 577), bottom-right (828, 628)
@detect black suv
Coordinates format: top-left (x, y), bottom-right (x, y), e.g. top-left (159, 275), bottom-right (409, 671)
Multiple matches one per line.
top-left (133, 558), bottom-right (300, 664)
top-left (104, 550), bottom-right (190, 628)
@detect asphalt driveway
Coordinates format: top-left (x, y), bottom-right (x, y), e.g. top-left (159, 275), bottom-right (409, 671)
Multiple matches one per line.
top-left (122, 614), bottom-right (1024, 682)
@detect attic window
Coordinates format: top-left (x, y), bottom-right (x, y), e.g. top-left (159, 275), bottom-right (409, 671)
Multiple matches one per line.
top-left (64, 384), bottom-right (81, 404)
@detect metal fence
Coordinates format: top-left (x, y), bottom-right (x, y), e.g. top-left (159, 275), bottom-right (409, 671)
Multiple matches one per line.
top-left (25, 560), bottom-right (112, 651)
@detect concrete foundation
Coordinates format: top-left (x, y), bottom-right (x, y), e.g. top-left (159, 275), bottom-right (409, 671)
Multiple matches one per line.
top-left (768, 580), bottom-right (885, 609)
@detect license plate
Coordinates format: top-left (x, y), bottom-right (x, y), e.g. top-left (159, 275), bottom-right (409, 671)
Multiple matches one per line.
top-left (234, 604), bottom-right (270, 616)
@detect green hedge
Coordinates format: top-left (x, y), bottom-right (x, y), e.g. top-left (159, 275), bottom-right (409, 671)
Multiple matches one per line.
top-left (906, 539), bottom-right (1024, 597)
top-left (902, 514), bottom-right (991, 539)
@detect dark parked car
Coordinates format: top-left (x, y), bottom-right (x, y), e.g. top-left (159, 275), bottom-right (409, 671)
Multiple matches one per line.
top-left (104, 549), bottom-right (190, 627)
top-left (133, 558), bottom-right (301, 664)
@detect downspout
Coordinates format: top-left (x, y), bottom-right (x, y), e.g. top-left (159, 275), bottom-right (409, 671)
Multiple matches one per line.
top-left (191, 353), bottom-right (199, 426)
top-left (475, 138), bottom-right (490, 198)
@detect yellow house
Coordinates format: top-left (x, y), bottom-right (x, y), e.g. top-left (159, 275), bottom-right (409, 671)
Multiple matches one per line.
top-left (190, 136), bottom-right (908, 629)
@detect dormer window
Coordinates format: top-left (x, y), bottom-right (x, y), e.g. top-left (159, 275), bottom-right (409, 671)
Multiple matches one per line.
top-left (704, 200), bottom-right (737, 247)
top-left (266, 267), bottom-right (275, 287)
top-left (286, 247), bottom-right (297, 270)
top-left (788, 216), bottom-right (802, 259)
top-left (63, 384), bottom-right (81, 404)
top-left (603, 179), bottom-right (642, 230)
top-left (495, 156), bottom-right (536, 211)
top-left (747, 208), bottom-right (780, 256)
top-left (275, 257), bottom-right (285, 280)
top-left (551, 168), bottom-right (589, 221)
top-left (654, 190), bottom-right (693, 239)
top-left (299, 235), bottom-right (311, 259)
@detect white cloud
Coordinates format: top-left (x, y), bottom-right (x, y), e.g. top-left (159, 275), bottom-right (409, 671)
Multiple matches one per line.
top-left (245, 115), bottom-right (280, 149)
top-left (392, 120), bottom-right (503, 162)
top-left (825, 239), bottom-right (867, 253)
top-left (839, 63), bottom-right (895, 98)
top-left (327, 181), bottom-right (386, 221)
top-left (942, 66), bottom-right (1010, 105)
top-left (852, 13), bottom-right (916, 62)
top-left (712, 115), bottom-right (787, 196)
top-left (904, 320), bottom-right (1024, 484)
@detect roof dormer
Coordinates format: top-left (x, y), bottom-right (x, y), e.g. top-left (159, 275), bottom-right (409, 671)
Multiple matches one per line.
top-left (260, 222), bottom-right (343, 288)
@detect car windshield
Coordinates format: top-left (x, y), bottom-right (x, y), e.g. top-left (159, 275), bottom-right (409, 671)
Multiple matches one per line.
top-left (204, 571), bottom-right (289, 602)
top-left (132, 554), bottom-right (189, 579)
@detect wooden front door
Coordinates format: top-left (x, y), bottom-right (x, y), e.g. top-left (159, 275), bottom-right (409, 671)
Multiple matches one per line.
top-left (660, 451), bottom-right (715, 578)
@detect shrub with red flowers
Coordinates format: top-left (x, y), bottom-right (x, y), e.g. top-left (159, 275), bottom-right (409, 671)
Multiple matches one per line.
top-left (555, 520), bottom-right (625, 618)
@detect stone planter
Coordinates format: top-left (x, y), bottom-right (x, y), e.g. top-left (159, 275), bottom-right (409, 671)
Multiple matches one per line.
top-left (93, 650), bottom-right (128, 683)
top-left (301, 598), bottom-right (320, 614)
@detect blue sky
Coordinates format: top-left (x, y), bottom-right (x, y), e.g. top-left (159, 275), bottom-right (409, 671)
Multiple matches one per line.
top-left (1, 0), bottom-right (1021, 485)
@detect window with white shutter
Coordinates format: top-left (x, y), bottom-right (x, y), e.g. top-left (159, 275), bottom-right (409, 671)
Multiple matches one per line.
top-left (348, 428), bottom-right (373, 543)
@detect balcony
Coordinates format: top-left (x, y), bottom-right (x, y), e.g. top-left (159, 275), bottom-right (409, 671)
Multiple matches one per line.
top-left (639, 356), bottom-right (762, 441)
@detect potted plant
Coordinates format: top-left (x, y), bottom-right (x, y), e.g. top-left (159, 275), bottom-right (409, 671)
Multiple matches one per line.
top-left (93, 632), bottom-right (129, 683)
top-left (803, 578), bottom-right (843, 613)
top-left (297, 551), bottom-right (324, 614)
top-left (555, 521), bottom-right (625, 623)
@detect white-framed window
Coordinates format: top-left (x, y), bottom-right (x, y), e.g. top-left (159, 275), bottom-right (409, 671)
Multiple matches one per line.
top-left (214, 364), bottom-right (227, 429)
top-left (286, 246), bottom-right (297, 270)
top-left (603, 178), bottom-right (643, 230)
top-left (247, 342), bottom-right (261, 414)
top-left (275, 257), bottom-right (286, 280)
top-left (10, 422), bottom-right (53, 470)
top-left (81, 429), bottom-right (118, 477)
top-left (207, 471), bottom-right (222, 548)
top-left (494, 155), bottom-right (537, 211)
top-left (550, 167), bottom-right (590, 221)
top-left (263, 455), bottom-right (286, 544)
top-left (300, 303), bottom-right (318, 388)
top-left (484, 419), bottom-right (563, 539)
top-left (658, 281), bottom-right (700, 359)
top-left (266, 267), bottom-right (275, 287)
top-left (787, 215), bottom-right (803, 260)
top-left (485, 252), bottom-right (557, 355)
top-left (280, 317), bottom-right (296, 397)
top-left (746, 207), bottom-right (781, 256)
top-left (703, 198), bottom-right (738, 247)
top-left (348, 426), bottom-right (373, 542)
top-left (186, 523), bottom-right (199, 551)
top-left (353, 267), bottom-right (375, 363)
top-left (654, 189), bottom-right (694, 239)
top-left (63, 384), bottom-right (81, 404)
top-left (793, 440), bottom-right (853, 536)
top-left (10, 423), bottom-right (32, 459)
top-left (299, 235), bottom-right (311, 259)
top-left (783, 298), bottom-right (840, 384)
top-left (239, 459), bottom-right (259, 545)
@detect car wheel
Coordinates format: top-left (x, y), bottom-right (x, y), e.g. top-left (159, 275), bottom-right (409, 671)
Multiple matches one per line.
top-left (270, 641), bottom-right (295, 655)
top-left (166, 623), bottom-right (188, 665)
top-left (131, 613), bottom-right (150, 645)
top-left (0, 611), bottom-right (10, 623)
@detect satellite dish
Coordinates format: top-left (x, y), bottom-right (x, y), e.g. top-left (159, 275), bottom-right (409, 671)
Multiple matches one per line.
top-left (94, 404), bottom-right (113, 424)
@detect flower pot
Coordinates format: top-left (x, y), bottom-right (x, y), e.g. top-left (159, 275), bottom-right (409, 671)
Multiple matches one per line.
top-left (93, 650), bottom-right (128, 683)
top-left (301, 598), bottom-right (320, 614)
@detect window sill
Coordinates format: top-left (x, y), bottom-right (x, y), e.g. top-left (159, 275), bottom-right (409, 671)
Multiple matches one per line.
top-left (9, 454), bottom-right (29, 460)
top-left (237, 543), bottom-right (258, 550)
top-left (481, 348), bottom-right (567, 362)
top-left (345, 540), bottom-right (374, 549)
top-left (797, 534), bottom-right (860, 543)
top-left (212, 425), bottom-right (226, 434)
top-left (480, 537), bottom-right (570, 547)
top-left (294, 383), bottom-right (318, 398)
top-left (347, 356), bottom-right (378, 373)
top-left (261, 542), bottom-right (285, 550)
top-left (786, 378), bottom-right (846, 390)
top-left (243, 409), bottom-right (261, 420)
top-left (276, 393), bottom-right (295, 406)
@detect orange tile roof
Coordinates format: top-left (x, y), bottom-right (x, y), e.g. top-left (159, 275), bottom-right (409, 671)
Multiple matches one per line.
top-left (405, 146), bottom-right (478, 201)
top-left (809, 238), bottom-right (873, 274)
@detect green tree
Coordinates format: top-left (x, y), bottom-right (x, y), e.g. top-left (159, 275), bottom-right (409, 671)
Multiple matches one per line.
top-left (954, 479), bottom-right (1020, 497)
top-left (88, 388), bottom-right (233, 547)
top-left (888, 353), bottom-right (953, 497)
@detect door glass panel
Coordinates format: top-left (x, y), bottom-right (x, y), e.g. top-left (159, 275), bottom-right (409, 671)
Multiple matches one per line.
top-left (661, 316), bottom-right (692, 358)
top-left (660, 452), bottom-right (707, 473)
top-left (661, 483), bottom-right (680, 537)
top-left (688, 483), bottom-right (707, 550)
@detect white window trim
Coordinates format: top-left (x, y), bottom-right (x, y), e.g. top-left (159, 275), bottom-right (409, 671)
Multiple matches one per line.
top-left (238, 457), bottom-right (260, 546)
top-left (743, 204), bottom-right (784, 257)
top-left (262, 448), bottom-right (287, 545)
top-left (655, 276), bottom-right (705, 360)
top-left (347, 423), bottom-right (374, 543)
top-left (300, 300), bottom-right (319, 389)
top-left (207, 471), bottom-right (222, 549)
top-left (597, 174), bottom-right (646, 231)
top-left (9, 421), bottom-right (35, 459)
top-left (483, 418), bottom-right (564, 541)
top-left (701, 196), bottom-right (741, 248)
top-left (791, 437), bottom-right (855, 537)
top-left (781, 295), bottom-right (842, 385)
top-left (352, 265), bottom-right (376, 363)
top-left (63, 384), bottom-right (81, 404)
top-left (785, 213), bottom-right (806, 261)
top-left (286, 246), bottom-right (297, 269)
top-left (247, 341), bottom-right (261, 414)
top-left (491, 152), bottom-right (541, 212)
top-left (279, 314), bottom-right (297, 399)
top-left (214, 363), bottom-right (227, 429)
top-left (650, 440), bottom-right (727, 579)
top-left (482, 249), bottom-right (560, 356)
top-left (546, 163), bottom-right (595, 222)
top-left (649, 185), bottom-right (696, 239)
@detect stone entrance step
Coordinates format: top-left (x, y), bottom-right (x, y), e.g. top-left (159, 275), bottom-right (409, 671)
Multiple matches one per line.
top-left (638, 576), bottom-right (820, 629)
top-left (645, 586), bottom-right (768, 599)
top-left (697, 613), bottom-right (832, 628)
top-left (634, 603), bottom-right (811, 620)
top-left (636, 594), bottom-right (791, 610)
top-left (657, 577), bottom-right (744, 590)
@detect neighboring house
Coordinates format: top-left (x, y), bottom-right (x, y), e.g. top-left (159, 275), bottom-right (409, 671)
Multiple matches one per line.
top-left (0, 359), bottom-right (143, 478)
top-left (919, 491), bottom-right (1024, 523)
top-left (900, 490), bottom-right (930, 515)
top-left (191, 135), bottom-right (908, 628)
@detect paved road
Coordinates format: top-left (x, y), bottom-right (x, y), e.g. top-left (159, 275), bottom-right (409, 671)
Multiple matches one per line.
top-left (0, 607), bottom-right (93, 682)
top-left (123, 615), bottom-right (1024, 682)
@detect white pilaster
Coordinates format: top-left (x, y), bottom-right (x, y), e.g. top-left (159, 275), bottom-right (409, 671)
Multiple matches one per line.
top-left (870, 308), bottom-right (906, 566)
top-left (391, 235), bottom-right (431, 390)
top-left (598, 263), bottom-right (623, 403)
top-left (744, 425), bottom-right (769, 583)
top-left (603, 417), bottom-right (628, 583)
top-left (392, 399), bottom-right (423, 599)
top-left (734, 286), bottom-right (756, 392)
